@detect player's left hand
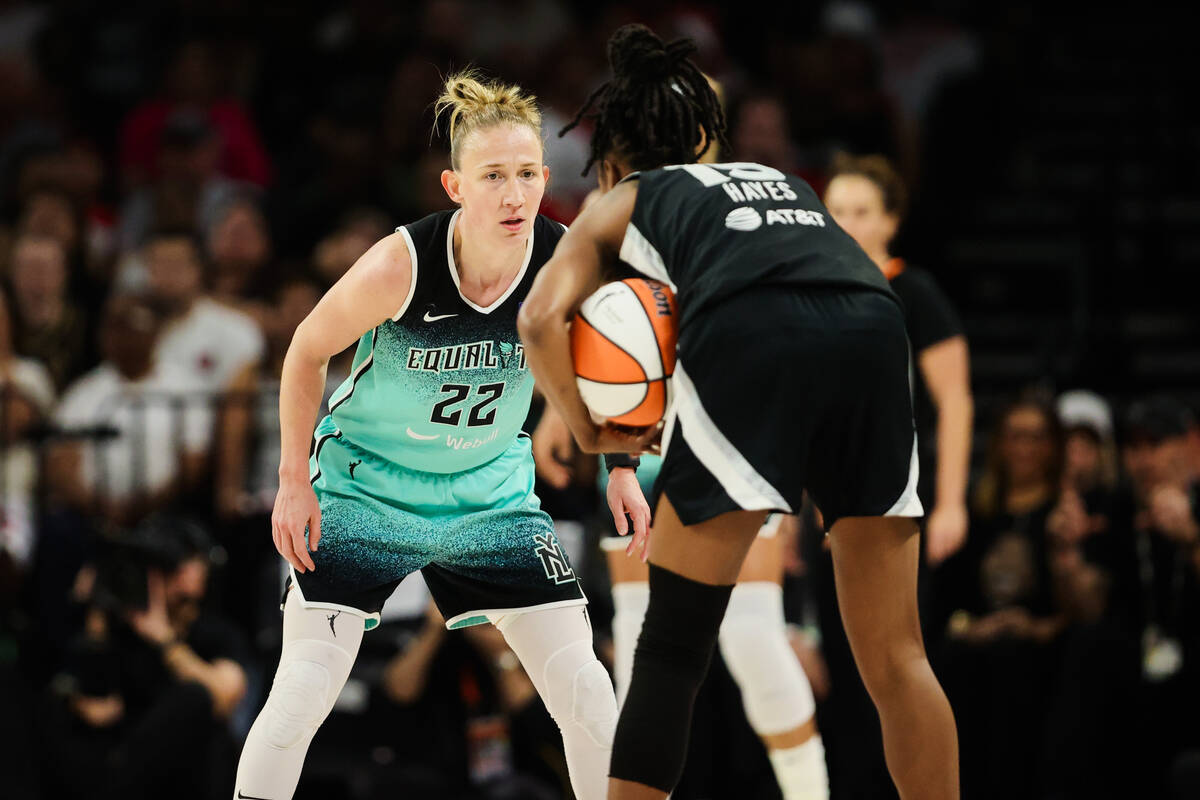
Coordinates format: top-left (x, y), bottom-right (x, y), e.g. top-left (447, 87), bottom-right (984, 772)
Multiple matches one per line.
top-left (607, 467), bottom-right (652, 561)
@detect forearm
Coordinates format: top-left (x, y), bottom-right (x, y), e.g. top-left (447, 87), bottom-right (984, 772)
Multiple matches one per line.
top-left (384, 627), bottom-right (444, 703)
top-left (216, 364), bottom-right (258, 509)
top-left (934, 391), bottom-right (973, 509)
top-left (162, 645), bottom-right (247, 718)
top-left (521, 313), bottom-right (597, 449)
top-left (278, 330), bottom-right (330, 478)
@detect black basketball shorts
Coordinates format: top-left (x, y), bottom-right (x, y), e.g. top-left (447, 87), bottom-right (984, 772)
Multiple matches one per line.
top-left (652, 285), bottom-right (922, 531)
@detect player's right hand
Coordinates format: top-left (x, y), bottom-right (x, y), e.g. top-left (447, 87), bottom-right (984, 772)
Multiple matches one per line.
top-left (272, 475), bottom-right (320, 573)
top-left (606, 467), bottom-right (652, 561)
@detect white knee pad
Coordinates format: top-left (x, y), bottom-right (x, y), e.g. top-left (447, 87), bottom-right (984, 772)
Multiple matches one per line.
top-left (261, 590), bottom-right (363, 750)
top-left (543, 640), bottom-right (619, 749)
top-left (719, 582), bottom-right (815, 736)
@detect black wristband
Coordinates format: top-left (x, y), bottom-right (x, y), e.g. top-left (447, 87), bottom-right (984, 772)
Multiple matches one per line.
top-left (604, 453), bottom-right (641, 472)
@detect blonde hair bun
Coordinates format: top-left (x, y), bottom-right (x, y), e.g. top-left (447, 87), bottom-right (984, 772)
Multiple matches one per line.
top-left (434, 70), bottom-right (542, 168)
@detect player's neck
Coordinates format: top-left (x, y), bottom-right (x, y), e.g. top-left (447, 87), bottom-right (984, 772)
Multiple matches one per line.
top-left (453, 226), bottom-right (527, 299)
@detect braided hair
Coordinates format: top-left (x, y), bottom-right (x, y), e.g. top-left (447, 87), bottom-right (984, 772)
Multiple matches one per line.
top-left (560, 24), bottom-right (728, 176)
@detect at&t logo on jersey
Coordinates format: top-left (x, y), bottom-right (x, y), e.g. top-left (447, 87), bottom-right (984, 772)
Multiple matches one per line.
top-left (725, 206), bottom-right (826, 231)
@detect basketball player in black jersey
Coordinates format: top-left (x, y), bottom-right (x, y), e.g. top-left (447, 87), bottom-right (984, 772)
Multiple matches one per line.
top-left (520, 24), bottom-right (959, 800)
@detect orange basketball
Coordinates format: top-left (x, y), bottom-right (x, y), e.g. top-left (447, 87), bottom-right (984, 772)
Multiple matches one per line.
top-left (571, 278), bottom-right (677, 426)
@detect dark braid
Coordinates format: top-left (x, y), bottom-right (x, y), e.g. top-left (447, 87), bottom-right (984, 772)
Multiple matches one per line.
top-left (560, 24), bottom-right (729, 176)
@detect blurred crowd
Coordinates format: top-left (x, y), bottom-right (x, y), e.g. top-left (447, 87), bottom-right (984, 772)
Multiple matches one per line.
top-left (1, 2), bottom-right (1197, 799)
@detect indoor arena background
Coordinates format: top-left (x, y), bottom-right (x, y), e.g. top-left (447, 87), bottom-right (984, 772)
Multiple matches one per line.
top-left (1, 2), bottom-right (1197, 798)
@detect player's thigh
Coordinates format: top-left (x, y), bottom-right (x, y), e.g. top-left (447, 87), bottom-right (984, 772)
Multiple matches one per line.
top-left (735, 521), bottom-right (785, 584)
top-left (606, 544), bottom-right (651, 584)
top-left (647, 493), bottom-right (766, 586)
top-left (826, 515), bottom-right (924, 693)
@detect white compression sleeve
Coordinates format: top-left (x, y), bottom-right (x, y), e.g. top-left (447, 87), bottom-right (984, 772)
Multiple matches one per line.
top-left (234, 589), bottom-right (365, 800)
top-left (719, 582), bottom-right (826, 800)
top-left (609, 581), bottom-right (650, 707)
top-left (491, 606), bottom-right (618, 800)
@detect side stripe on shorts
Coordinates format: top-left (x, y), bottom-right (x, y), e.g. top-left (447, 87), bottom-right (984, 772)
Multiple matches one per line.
top-left (672, 359), bottom-right (792, 513)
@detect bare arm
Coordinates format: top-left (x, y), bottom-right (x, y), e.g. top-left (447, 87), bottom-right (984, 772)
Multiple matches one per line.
top-left (273, 232), bottom-right (413, 573)
top-left (215, 362), bottom-right (260, 518)
top-left (919, 335), bottom-right (974, 563)
top-left (163, 646), bottom-right (248, 719)
top-left (519, 181), bottom-right (656, 455)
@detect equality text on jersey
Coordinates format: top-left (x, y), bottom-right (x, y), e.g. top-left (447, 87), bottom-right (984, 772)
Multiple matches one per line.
top-left (406, 339), bottom-right (526, 374)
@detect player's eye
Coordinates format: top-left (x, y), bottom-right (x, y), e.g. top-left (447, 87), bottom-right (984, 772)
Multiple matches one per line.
top-left (486, 172), bottom-right (500, 181)
top-left (521, 170), bottom-right (536, 179)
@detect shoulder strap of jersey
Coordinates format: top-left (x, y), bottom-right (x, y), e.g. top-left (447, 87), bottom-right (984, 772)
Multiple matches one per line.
top-left (392, 210), bottom-right (454, 322)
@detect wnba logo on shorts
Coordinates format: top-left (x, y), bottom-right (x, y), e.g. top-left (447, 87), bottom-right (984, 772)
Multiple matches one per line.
top-left (533, 533), bottom-right (575, 585)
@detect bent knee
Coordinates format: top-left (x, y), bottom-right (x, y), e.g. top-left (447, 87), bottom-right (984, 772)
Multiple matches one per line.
top-left (263, 659), bottom-right (332, 749)
top-left (544, 644), bottom-right (618, 748)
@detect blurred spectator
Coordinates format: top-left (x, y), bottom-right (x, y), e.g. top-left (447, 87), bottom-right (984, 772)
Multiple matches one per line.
top-left (3, 232), bottom-right (92, 389)
top-left (1057, 390), bottom-right (1118, 495)
top-left (36, 515), bottom-right (249, 799)
top-left (5, 136), bottom-right (116, 282)
top-left (14, 183), bottom-right (84, 265)
top-left (311, 206), bottom-right (392, 289)
top-left (937, 397), bottom-right (1097, 799)
top-left (1047, 390), bottom-right (1127, 615)
top-left (1, 285), bottom-right (55, 578)
top-left (139, 228), bottom-right (265, 394)
top-left (1117, 396), bottom-right (1200, 791)
top-left (825, 152), bottom-right (973, 566)
top-left (205, 195), bottom-right (275, 328)
top-left (375, 600), bottom-right (566, 799)
top-left (269, 87), bottom-right (385, 257)
top-left (536, 35), bottom-right (604, 221)
top-left (46, 291), bottom-right (211, 526)
top-left (118, 110), bottom-right (254, 252)
top-left (728, 92), bottom-right (801, 177)
top-left (119, 39), bottom-right (271, 190)
top-left (129, 228), bottom-right (265, 524)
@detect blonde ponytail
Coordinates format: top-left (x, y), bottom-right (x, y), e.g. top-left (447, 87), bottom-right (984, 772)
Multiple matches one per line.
top-left (434, 70), bottom-right (543, 169)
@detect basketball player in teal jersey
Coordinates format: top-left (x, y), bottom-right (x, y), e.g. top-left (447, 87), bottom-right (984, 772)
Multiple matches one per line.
top-left (521, 25), bottom-right (959, 800)
top-left (234, 73), bottom-right (637, 800)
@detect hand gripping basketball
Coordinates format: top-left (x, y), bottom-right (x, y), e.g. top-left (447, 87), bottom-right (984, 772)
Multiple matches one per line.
top-left (571, 278), bottom-right (677, 427)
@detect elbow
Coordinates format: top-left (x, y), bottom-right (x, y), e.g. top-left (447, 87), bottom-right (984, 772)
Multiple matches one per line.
top-left (517, 298), bottom-right (557, 347)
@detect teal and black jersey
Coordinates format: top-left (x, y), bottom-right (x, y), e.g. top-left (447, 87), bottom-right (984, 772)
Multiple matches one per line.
top-left (327, 209), bottom-right (566, 474)
top-left (618, 162), bottom-right (901, 331)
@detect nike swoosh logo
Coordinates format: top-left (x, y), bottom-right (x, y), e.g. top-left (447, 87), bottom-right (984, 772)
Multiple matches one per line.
top-left (238, 791), bottom-right (272, 800)
top-left (406, 427), bottom-right (440, 440)
top-left (423, 311), bottom-right (457, 322)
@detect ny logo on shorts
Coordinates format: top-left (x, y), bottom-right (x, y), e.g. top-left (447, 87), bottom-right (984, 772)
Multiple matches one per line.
top-left (533, 533), bottom-right (575, 585)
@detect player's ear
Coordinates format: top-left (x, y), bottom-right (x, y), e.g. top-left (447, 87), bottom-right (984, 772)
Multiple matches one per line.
top-left (542, 164), bottom-right (551, 185)
top-left (441, 169), bottom-right (463, 205)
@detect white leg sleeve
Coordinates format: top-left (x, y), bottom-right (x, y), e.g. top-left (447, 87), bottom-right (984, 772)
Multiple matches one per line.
top-left (718, 582), bottom-right (816, 735)
top-left (491, 606), bottom-right (618, 800)
top-left (609, 581), bottom-right (650, 707)
top-left (768, 738), bottom-right (829, 800)
top-left (234, 588), bottom-right (365, 800)
top-left (719, 582), bottom-right (826, 800)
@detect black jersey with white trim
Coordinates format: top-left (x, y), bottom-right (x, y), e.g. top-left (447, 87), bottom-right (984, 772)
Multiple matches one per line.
top-left (619, 163), bottom-right (899, 330)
